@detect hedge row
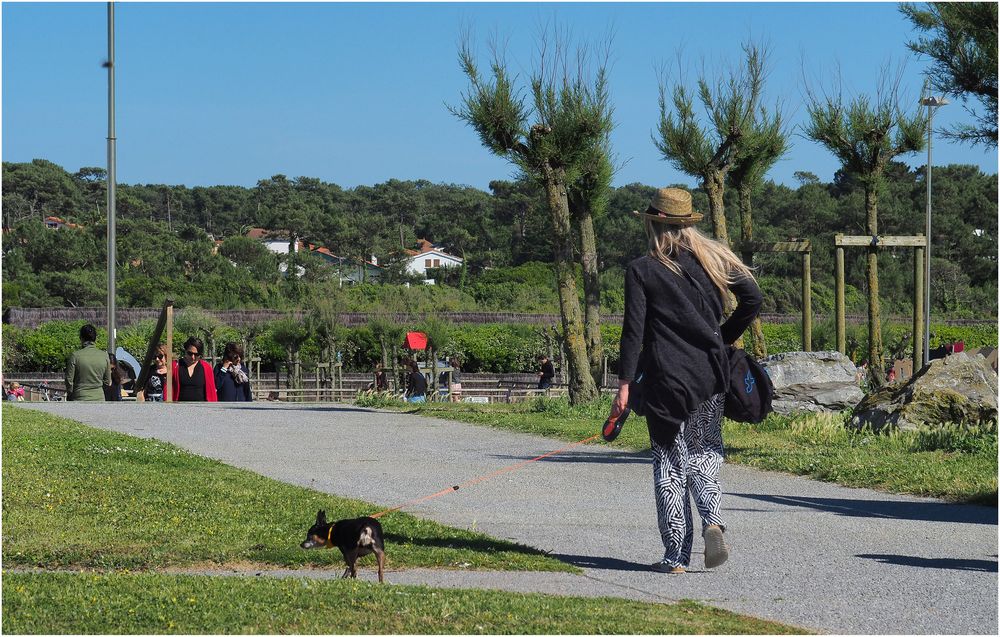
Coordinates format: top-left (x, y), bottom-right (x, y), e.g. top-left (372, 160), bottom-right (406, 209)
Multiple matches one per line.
top-left (2, 318), bottom-right (995, 375)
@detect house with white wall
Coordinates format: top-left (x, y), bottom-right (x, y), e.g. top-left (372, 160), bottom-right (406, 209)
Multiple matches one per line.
top-left (404, 239), bottom-right (463, 283)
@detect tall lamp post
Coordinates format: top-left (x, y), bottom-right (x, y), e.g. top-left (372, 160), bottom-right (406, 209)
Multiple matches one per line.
top-left (919, 92), bottom-right (948, 367)
top-left (106, 1), bottom-right (117, 356)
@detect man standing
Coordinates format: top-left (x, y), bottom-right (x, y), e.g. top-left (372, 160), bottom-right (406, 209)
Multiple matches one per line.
top-left (65, 324), bottom-right (112, 401)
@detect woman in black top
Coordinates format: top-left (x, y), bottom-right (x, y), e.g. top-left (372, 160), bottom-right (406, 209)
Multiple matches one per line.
top-left (144, 344), bottom-right (168, 401)
top-left (405, 360), bottom-right (427, 403)
top-left (171, 337), bottom-right (218, 402)
top-left (610, 188), bottom-right (762, 574)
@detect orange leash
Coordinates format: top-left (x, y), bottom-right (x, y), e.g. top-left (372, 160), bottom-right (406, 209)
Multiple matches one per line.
top-left (370, 433), bottom-right (601, 519)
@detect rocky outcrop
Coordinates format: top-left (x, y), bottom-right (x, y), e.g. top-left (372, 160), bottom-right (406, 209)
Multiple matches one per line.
top-left (849, 352), bottom-right (999, 432)
top-left (761, 351), bottom-right (863, 414)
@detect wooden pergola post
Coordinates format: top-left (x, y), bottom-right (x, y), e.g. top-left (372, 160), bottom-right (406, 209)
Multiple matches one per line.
top-left (913, 243), bottom-right (924, 369)
top-left (835, 244), bottom-right (846, 354)
top-left (753, 240), bottom-right (812, 351)
top-left (834, 234), bottom-right (927, 367)
top-left (802, 251), bottom-right (812, 352)
top-left (165, 303), bottom-right (174, 402)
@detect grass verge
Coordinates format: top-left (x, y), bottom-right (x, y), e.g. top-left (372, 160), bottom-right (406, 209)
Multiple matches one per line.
top-left (2, 571), bottom-right (806, 634)
top-left (358, 395), bottom-right (998, 505)
top-left (1, 405), bottom-right (573, 572)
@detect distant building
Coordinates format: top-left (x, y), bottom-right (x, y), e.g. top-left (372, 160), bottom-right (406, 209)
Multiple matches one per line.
top-left (403, 239), bottom-right (463, 284)
top-left (44, 216), bottom-right (82, 230)
top-left (243, 228), bottom-right (382, 283)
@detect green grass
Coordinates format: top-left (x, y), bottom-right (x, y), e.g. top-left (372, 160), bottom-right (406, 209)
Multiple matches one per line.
top-left (2, 572), bottom-right (805, 634)
top-left (362, 396), bottom-right (998, 505)
top-left (1, 405), bottom-right (573, 572)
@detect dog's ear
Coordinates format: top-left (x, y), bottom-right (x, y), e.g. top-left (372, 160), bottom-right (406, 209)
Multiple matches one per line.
top-left (316, 510), bottom-right (327, 525)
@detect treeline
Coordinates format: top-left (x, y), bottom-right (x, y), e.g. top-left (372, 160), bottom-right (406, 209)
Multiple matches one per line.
top-left (2, 159), bottom-right (997, 317)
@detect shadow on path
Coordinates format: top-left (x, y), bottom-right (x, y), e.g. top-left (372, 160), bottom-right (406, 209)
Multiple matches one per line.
top-left (550, 553), bottom-right (652, 572)
top-left (490, 450), bottom-right (651, 465)
top-left (228, 405), bottom-right (375, 414)
top-left (732, 493), bottom-right (998, 525)
top-left (856, 553), bottom-right (998, 572)
top-left (383, 533), bottom-right (546, 557)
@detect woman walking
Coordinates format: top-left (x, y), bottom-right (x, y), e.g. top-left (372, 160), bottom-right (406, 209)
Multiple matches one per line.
top-left (611, 187), bottom-right (761, 573)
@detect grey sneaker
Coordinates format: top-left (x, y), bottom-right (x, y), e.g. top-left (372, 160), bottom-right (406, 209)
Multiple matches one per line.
top-left (650, 560), bottom-right (685, 574)
top-left (703, 524), bottom-right (729, 569)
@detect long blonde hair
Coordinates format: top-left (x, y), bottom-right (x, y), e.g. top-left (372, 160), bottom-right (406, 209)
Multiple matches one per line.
top-left (645, 220), bottom-right (755, 308)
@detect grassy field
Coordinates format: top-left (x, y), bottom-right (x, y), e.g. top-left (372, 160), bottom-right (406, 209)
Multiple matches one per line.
top-left (2, 572), bottom-right (804, 634)
top-left (1, 405), bottom-right (807, 634)
top-left (1, 405), bottom-right (572, 572)
top-left (358, 395), bottom-right (998, 506)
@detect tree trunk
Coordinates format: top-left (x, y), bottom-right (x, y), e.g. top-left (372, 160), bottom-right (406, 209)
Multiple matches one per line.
top-left (738, 182), bottom-right (767, 358)
top-left (865, 185), bottom-right (884, 387)
top-left (703, 170), bottom-right (730, 245)
top-left (570, 201), bottom-right (605, 387)
top-left (541, 165), bottom-right (599, 404)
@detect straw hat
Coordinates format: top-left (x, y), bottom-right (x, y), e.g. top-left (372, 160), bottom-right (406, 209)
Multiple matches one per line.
top-left (632, 187), bottom-right (704, 225)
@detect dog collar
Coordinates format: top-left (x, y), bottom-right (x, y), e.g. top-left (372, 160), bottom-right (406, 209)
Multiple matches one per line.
top-left (326, 524), bottom-right (334, 548)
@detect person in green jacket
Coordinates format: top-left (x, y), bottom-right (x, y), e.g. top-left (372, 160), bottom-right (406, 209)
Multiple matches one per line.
top-left (65, 324), bottom-right (112, 401)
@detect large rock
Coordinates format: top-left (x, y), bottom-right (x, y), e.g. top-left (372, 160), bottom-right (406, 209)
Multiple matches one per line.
top-left (761, 351), bottom-right (863, 414)
top-left (849, 352), bottom-right (999, 432)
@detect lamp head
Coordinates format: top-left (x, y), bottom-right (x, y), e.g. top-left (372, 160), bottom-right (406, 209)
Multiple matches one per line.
top-left (920, 95), bottom-right (950, 107)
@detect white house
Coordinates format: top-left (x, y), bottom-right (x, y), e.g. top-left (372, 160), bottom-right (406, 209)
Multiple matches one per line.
top-left (404, 239), bottom-right (463, 283)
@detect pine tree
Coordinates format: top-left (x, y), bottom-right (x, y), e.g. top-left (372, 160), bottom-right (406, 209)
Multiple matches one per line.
top-left (654, 44), bottom-right (765, 244)
top-left (452, 36), bottom-right (611, 404)
top-left (805, 69), bottom-right (926, 385)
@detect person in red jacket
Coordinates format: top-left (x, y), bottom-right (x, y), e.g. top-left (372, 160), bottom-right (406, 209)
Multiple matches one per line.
top-left (170, 336), bottom-right (217, 402)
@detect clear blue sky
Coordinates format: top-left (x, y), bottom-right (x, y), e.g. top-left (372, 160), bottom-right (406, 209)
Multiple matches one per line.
top-left (3, 1), bottom-right (997, 191)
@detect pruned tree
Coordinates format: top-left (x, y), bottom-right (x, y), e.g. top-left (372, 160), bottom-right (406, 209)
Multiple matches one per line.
top-left (804, 68), bottom-right (926, 386)
top-left (655, 44), bottom-right (765, 244)
top-left (417, 316), bottom-right (453, 394)
top-left (901, 2), bottom-right (998, 147)
top-left (727, 103), bottom-right (789, 358)
top-left (451, 32), bottom-right (611, 404)
top-left (567, 140), bottom-right (612, 385)
top-left (270, 316), bottom-right (309, 391)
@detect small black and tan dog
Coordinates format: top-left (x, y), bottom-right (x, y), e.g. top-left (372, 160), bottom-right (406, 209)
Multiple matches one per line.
top-left (300, 510), bottom-right (386, 583)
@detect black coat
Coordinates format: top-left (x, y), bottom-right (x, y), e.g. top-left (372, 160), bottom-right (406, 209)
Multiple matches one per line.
top-left (214, 363), bottom-right (253, 402)
top-left (618, 252), bottom-right (762, 446)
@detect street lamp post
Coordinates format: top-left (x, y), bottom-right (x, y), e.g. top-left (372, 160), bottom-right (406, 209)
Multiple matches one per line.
top-left (919, 93), bottom-right (948, 367)
top-left (106, 1), bottom-right (117, 356)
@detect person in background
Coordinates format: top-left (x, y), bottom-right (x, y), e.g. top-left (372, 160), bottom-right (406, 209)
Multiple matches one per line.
top-left (144, 343), bottom-right (169, 401)
top-left (371, 363), bottom-right (389, 392)
top-left (170, 336), bottom-right (218, 402)
top-left (214, 342), bottom-right (252, 401)
top-left (9, 382), bottom-right (25, 401)
top-left (65, 324), bottom-right (112, 401)
top-left (104, 356), bottom-right (124, 401)
top-left (448, 356), bottom-right (463, 403)
top-left (405, 359), bottom-right (427, 403)
top-left (537, 354), bottom-right (555, 390)
top-left (611, 187), bottom-right (762, 574)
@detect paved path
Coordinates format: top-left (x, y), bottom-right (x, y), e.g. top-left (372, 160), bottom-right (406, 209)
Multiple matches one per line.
top-left (18, 403), bottom-right (998, 634)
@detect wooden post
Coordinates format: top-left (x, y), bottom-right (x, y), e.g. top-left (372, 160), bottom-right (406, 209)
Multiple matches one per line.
top-left (802, 251), bottom-right (812, 352)
top-left (913, 244), bottom-right (924, 371)
top-left (835, 234), bottom-right (925, 359)
top-left (165, 304), bottom-right (174, 402)
top-left (835, 243), bottom-right (846, 354)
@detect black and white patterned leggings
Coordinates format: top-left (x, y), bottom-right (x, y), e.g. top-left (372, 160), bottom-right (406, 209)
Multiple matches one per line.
top-left (650, 392), bottom-right (725, 568)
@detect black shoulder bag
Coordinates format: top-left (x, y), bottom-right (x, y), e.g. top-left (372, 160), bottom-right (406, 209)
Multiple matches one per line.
top-left (681, 267), bottom-right (774, 424)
